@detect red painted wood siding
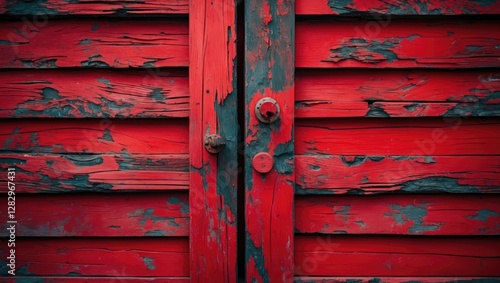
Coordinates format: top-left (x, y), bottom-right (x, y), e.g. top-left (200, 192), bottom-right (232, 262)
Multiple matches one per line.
top-left (296, 70), bottom-right (500, 118)
top-left (0, 20), bottom-right (189, 68)
top-left (0, 69), bottom-right (189, 118)
top-left (0, 0), bottom-right (189, 15)
top-left (0, 0), bottom-right (238, 281)
top-left (0, 8), bottom-right (191, 281)
top-left (296, 0), bottom-right (500, 15)
top-left (292, 0), bottom-right (500, 282)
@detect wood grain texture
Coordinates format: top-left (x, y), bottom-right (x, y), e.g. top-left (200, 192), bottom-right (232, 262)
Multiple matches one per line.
top-left (296, 0), bottom-right (500, 15)
top-left (296, 19), bottom-right (500, 68)
top-left (295, 235), bottom-right (500, 276)
top-left (0, 19), bottom-right (188, 68)
top-left (294, 277), bottom-right (500, 283)
top-left (0, 154), bottom-right (188, 192)
top-left (295, 155), bottom-right (500, 194)
top-left (0, 69), bottom-right (189, 118)
top-left (0, 278), bottom-right (189, 283)
top-left (0, 119), bottom-right (189, 154)
top-left (0, 193), bottom-right (189, 236)
top-left (0, 238), bottom-right (189, 276)
top-left (245, 0), bottom-right (295, 281)
top-left (296, 118), bottom-right (500, 156)
top-left (0, 0), bottom-right (188, 15)
top-left (295, 194), bottom-right (500, 235)
top-left (295, 70), bottom-right (500, 118)
top-left (189, 0), bottom-right (238, 281)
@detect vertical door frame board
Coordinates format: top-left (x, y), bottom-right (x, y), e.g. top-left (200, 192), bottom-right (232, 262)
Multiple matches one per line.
top-left (245, 0), bottom-right (295, 282)
top-left (189, 0), bottom-right (238, 282)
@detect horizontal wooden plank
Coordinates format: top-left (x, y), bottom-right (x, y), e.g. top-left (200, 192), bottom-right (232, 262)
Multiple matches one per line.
top-left (0, 19), bottom-right (188, 68)
top-left (296, 19), bottom-right (500, 68)
top-left (295, 155), bottom-right (500, 193)
top-left (0, 69), bottom-right (189, 118)
top-left (0, 119), bottom-right (189, 154)
top-left (296, 0), bottom-right (500, 15)
top-left (296, 101), bottom-right (500, 118)
top-left (0, 154), bottom-right (189, 192)
top-left (296, 118), bottom-right (500, 156)
top-left (0, 238), bottom-right (189, 276)
top-left (294, 277), bottom-right (500, 283)
top-left (369, 101), bottom-right (500, 118)
top-left (1, 0), bottom-right (188, 15)
top-left (295, 70), bottom-right (500, 118)
top-left (295, 235), bottom-right (500, 276)
top-left (0, 278), bottom-right (189, 283)
top-left (295, 194), bottom-right (500, 235)
top-left (0, 192), bottom-right (188, 236)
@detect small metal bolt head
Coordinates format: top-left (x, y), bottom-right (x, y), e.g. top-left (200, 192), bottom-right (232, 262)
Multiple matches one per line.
top-left (204, 134), bottom-right (226, 154)
top-left (255, 97), bottom-right (280, 123)
top-left (252, 152), bottom-right (274, 173)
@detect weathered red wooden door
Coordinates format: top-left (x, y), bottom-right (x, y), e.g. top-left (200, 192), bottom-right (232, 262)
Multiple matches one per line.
top-left (245, 0), bottom-right (500, 282)
top-left (2, 0), bottom-right (500, 282)
top-left (0, 0), bottom-right (238, 282)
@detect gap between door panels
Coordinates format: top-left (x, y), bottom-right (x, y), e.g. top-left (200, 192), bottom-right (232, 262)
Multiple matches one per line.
top-left (236, 0), bottom-right (246, 281)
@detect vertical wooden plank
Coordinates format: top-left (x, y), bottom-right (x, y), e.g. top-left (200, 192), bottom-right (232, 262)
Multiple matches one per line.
top-left (245, 1), bottom-right (295, 282)
top-left (189, 0), bottom-right (238, 282)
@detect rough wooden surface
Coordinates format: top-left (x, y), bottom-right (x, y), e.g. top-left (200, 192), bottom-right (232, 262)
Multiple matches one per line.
top-left (295, 235), bottom-right (500, 276)
top-left (295, 194), bottom-right (500, 235)
top-left (189, 0), bottom-right (238, 281)
top-left (293, 0), bottom-right (500, 280)
top-left (245, 0), bottom-right (295, 281)
top-left (294, 277), bottom-right (500, 283)
top-left (296, 19), bottom-right (500, 68)
top-left (0, 278), bottom-right (189, 283)
top-left (296, 0), bottom-right (500, 15)
top-left (296, 118), bottom-right (500, 156)
top-left (0, 238), bottom-right (189, 276)
top-left (0, 119), bottom-right (189, 154)
top-left (296, 70), bottom-right (500, 118)
top-left (0, 154), bottom-right (188, 192)
top-left (0, 69), bottom-right (189, 118)
top-left (0, 0), bottom-right (240, 281)
top-left (295, 155), bottom-right (500, 194)
top-left (0, 19), bottom-right (188, 68)
top-left (0, 193), bottom-right (189, 236)
top-left (0, 0), bottom-right (189, 15)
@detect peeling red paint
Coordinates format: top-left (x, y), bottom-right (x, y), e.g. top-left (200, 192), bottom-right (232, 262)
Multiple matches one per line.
top-left (296, 118), bottom-right (500, 156)
top-left (0, 119), bottom-right (189, 154)
top-left (0, 193), bottom-right (189, 236)
top-left (0, 154), bottom-right (189, 192)
top-left (296, 70), bottom-right (500, 118)
top-left (1, 0), bottom-right (189, 15)
top-left (0, 20), bottom-right (188, 68)
top-left (295, 155), bottom-right (500, 193)
top-left (245, 0), bottom-right (295, 281)
top-left (294, 278), bottom-right (500, 283)
top-left (296, 19), bottom-right (500, 68)
top-left (296, 194), bottom-right (500, 235)
top-left (0, 238), bottom-right (189, 276)
top-left (296, 0), bottom-right (500, 15)
top-left (295, 236), bottom-right (500, 276)
top-left (0, 69), bottom-right (189, 118)
top-left (189, 0), bottom-right (238, 282)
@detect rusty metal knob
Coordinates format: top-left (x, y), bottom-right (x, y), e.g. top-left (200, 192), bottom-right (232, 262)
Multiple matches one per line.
top-left (204, 134), bottom-right (226, 154)
top-left (255, 97), bottom-right (280, 123)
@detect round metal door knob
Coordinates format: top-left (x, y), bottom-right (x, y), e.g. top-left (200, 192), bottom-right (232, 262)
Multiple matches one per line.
top-left (255, 97), bottom-right (280, 123)
top-left (252, 152), bottom-right (274, 173)
top-left (204, 134), bottom-right (226, 154)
